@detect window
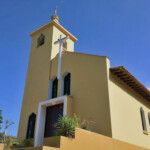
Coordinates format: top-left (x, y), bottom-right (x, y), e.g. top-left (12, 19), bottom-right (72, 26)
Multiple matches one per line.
top-left (140, 107), bottom-right (147, 131)
top-left (26, 113), bottom-right (36, 139)
top-left (52, 78), bottom-right (58, 98)
top-left (64, 73), bottom-right (71, 95)
top-left (148, 112), bottom-right (150, 126)
top-left (63, 41), bottom-right (67, 50)
top-left (37, 34), bottom-right (45, 47)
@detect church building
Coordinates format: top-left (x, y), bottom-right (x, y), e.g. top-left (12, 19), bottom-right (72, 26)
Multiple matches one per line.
top-left (17, 10), bottom-right (150, 150)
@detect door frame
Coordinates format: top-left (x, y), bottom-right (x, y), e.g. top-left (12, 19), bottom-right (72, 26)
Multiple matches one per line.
top-left (34, 96), bottom-right (67, 146)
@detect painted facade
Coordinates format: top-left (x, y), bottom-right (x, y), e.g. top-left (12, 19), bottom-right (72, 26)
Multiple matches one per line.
top-left (17, 14), bottom-right (150, 149)
top-left (25, 128), bottom-right (150, 150)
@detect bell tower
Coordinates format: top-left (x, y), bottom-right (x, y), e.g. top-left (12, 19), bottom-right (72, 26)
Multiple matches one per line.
top-left (17, 9), bottom-right (77, 141)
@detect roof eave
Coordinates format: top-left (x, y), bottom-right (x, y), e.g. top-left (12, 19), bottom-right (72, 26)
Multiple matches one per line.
top-left (110, 66), bottom-right (150, 102)
top-left (29, 20), bottom-right (78, 42)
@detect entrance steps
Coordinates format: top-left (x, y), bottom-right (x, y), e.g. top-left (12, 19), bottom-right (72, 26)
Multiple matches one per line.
top-left (25, 128), bottom-right (149, 150)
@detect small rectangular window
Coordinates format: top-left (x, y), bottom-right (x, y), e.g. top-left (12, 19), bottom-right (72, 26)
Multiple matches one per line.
top-left (148, 112), bottom-right (150, 126)
top-left (64, 73), bottom-right (71, 95)
top-left (37, 34), bottom-right (45, 47)
top-left (52, 78), bottom-right (58, 98)
top-left (140, 107), bottom-right (147, 131)
top-left (26, 113), bottom-right (36, 139)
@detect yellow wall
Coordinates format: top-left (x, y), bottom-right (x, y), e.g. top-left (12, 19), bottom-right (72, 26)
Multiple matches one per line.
top-left (43, 136), bottom-right (60, 148)
top-left (49, 52), bottom-right (150, 149)
top-left (49, 52), bottom-right (112, 137)
top-left (25, 128), bottom-right (149, 150)
top-left (60, 128), bottom-right (149, 150)
top-left (108, 72), bottom-right (150, 149)
top-left (17, 23), bottom-right (75, 141)
top-left (0, 144), bottom-right (4, 150)
top-left (51, 26), bottom-right (74, 60)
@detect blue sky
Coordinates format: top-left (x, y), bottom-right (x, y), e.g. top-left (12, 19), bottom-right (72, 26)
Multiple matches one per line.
top-left (0, 0), bottom-right (150, 136)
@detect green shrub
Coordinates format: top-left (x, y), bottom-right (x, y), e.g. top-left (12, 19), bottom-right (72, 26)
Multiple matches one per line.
top-left (21, 139), bottom-right (34, 147)
top-left (73, 113), bottom-right (80, 128)
top-left (12, 141), bottom-right (20, 148)
top-left (12, 138), bottom-right (33, 148)
top-left (55, 115), bottom-right (92, 138)
top-left (4, 136), bottom-right (15, 150)
top-left (55, 116), bottom-right (76, 138)
top-left (73, 114), bottom-right (91, 131)
top-left (80, 119), bottom-right (90, 130)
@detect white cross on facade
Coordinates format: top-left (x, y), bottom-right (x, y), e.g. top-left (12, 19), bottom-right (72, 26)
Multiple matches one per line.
top-left (54, 35), bottom-right (69, 79)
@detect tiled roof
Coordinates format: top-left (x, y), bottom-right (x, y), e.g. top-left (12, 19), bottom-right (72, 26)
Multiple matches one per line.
top-left (110, 66), bottom-right (150, 101)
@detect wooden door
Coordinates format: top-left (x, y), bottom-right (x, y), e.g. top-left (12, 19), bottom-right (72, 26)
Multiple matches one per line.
top-left (44, 103), bottom-right (63, 137)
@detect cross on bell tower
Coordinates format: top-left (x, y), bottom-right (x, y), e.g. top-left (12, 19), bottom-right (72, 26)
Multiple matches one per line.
top-left (51, 6), bottom-right (59, 22)
top-left (54, 35), bottom-right (69, 79)
top-left (54, 6), bottom-right (58, 14)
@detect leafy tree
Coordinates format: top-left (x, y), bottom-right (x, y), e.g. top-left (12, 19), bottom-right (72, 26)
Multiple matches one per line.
top-left (0, 110), bottom-right (3, 130)
top-left (4, 136), bottom-right (18, 150)
top-left (0, 132), bottom-right (3, 142)
top-left (4, 136), bottom-right (14, 150)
